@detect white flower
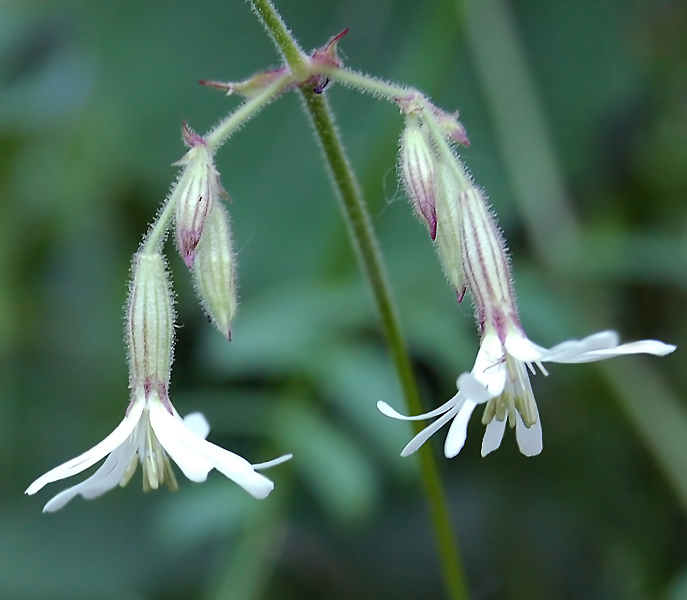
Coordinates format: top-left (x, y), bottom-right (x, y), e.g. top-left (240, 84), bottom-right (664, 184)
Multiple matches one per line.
top-left (26, 387), bottom-right (291, 512)
top-left (379, 186), bottom-right (676, 458)
top-left (380, 329), bottom-right (675, 459)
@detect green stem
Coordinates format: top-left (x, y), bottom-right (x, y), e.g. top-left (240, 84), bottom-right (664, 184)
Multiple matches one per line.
top-left (326, 66), bottom-right (415, 100)
top-left (248, 0), bottom-right (308, 78)
top-left (142, 189), bottom-right (179, 253)
top-left (206, 75), bottom-right (293, 151)
top-left (249, 1), bottom-right (470, 598)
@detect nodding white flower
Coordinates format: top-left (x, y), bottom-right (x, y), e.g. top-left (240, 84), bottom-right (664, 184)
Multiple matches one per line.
top-left (379, 329), bottom-right (675, 459)
top-left (25, 387), bottom-right (292, 512)
top-left (379, 188), bottom-right (676, 457)
top-left (26, 248), bottom-right (291, 512)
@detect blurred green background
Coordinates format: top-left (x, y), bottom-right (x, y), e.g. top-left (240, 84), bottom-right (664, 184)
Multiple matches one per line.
top-left (0, 0), bottom-right (686, 598)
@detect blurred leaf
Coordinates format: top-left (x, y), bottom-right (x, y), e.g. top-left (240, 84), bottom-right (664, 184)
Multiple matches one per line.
top-left (311, 343), bottom-right (414, 470)
top-left (155, 482), bottom-right (258, 551)
top-left (273, 400), bottom-right (378, 523)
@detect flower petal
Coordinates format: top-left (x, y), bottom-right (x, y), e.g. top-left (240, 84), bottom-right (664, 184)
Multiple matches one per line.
top-left (553, 339), bottom-right (676, 363)
top-left (444, 399), bottom-right (477, 458)
top-left (42, 441), bottom-right (136, 512)
top-left (457, 373), bottom-right (494, 403)
top-left (481, 417), bottom-right (506, 456)
top-left (183, 412), bottom-right (211, 439)
top-left (148, 402), bottom-right (215, 482)
top-left (150, 401), bottom-right (275, 499)
top-left (377, 394), bottom-right (460, 421)
top-left (400, 403), bottom-right (462, 457)
top-left (504, 333), bottom-right (547, 363)
top-left (540, 330), bottom-right (620, 362)
top-left (253, 454), bottom-right (293, 470)
top-left (472, 334), bottom-right (508, 396)
top-left (515, 410), bottom-right (542, 456)
top-left (25, 396), bottom-right (145, 495)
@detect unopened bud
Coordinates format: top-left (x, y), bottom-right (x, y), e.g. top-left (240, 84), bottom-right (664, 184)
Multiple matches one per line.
top-left (434, 162), bottom-right (467, 297)
top-left (173, 124), bottom-right (224, 269)
top-left (399, 116), bottom-right (438, 239)
top-left (126, 252), bottom-right (174, 395)
top-left (192, 201), bottom-right (238, 340)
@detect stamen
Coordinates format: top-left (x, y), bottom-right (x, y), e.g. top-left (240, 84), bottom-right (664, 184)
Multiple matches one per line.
top-left (482, 399), bottom-right (496, 425)
top-left (119, 454), bottom-right (139, 488)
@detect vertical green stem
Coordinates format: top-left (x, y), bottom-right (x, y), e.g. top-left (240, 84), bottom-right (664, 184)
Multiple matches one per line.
top-left (248, 1), bottom-right (470, 597)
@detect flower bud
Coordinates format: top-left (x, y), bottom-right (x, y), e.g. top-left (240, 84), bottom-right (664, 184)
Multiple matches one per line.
top-left (173, 124), bottom-right (224, 269)
top-left (126, 252), bottom-right (174, 395)
top-left (192, 201), bottom-right (237, 340)
top-left (433, 162), bottom-right (467, 298)
top-left (399, 116), bottom-right (439, 239)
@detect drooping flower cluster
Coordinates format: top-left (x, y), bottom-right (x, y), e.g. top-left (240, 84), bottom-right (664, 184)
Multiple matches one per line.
top-left (381, 107), bottom-right (676, 458)
top-left (26, 128), bottom-right (289, 512)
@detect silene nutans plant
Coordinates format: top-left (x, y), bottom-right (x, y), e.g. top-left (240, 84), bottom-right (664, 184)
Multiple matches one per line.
top-left (18, 2), bottom-right (681, 599)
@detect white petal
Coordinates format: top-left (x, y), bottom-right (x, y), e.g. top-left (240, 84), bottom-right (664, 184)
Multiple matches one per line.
top-left (555, 339), bottom-right (676, 363)
top-left (400, 403), bottom-right (461, 457)
top-left (183, 412), bottom-right (211, 439)
top-left (515, 410), bottom-right (542, 456)
top-left (444, 400), bottom-right (477, 458)
top-left (253, 454), bottom-right (293, 470)
top-left (25, 396), bottom-right (145, 495)
top-left (42, 441), bottom-right (136, 512)
top-left (457, 373), bottom-right (494, 403)
top-left (481, 417), bottom-right (507, 456)
top-left (148, 402), bottom-right (215, 482)
top-left (539, 331), bottom-right (618, 362)
top-left (504, 333), bottom-right (547, 363)
top-left (472, 334), bottom-right (507, 396)
top-left (150, 401), bottom-right (274, 499)
top-left (377, 394), bottom-right (460, 421)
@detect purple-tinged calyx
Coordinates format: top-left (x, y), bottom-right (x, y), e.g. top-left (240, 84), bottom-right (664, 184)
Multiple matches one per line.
top-left (399, 115), bottom-right (438, 239)
top-left (172, 124), bottom-right (224, 269)
top-left (456, 187), bottom-right (518, 337)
